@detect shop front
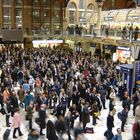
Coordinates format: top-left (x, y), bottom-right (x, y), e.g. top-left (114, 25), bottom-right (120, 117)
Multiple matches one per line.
top-left (113, 46), bottom-right (132, 63)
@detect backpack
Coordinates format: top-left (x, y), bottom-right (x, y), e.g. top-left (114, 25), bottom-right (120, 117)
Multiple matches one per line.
top-left (117, 112), bottom-right (122, 120)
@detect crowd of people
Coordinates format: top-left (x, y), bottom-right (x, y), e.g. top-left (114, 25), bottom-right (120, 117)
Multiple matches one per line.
top-left (0, 45), bottom-right (140, 140)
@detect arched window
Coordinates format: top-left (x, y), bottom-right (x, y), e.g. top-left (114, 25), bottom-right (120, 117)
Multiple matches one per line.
top-left (3, 0), bottom-right (11, 29)
top-left (15, 0), bottom-right (23, 28)
top-left (86, 4), bottom-right (94, 20)
top-left (68, 2), bottom-right (76, 24)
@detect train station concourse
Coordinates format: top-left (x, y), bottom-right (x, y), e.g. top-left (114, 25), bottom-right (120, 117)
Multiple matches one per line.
top-left (0, 0), bottom-right (140, 140)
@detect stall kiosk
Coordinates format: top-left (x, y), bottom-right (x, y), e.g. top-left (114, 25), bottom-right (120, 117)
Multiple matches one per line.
top-left (117, 64), bottom-right (133, 96)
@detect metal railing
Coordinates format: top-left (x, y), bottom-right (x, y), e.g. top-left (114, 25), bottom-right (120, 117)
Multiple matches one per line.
top-left (0, 28), bottom-right (140, 42)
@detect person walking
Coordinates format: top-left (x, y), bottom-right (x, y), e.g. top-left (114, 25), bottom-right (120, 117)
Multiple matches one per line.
top-left (26, 101), bottom-right (34, 130)
top-left (12, 108), bottom-right (23, 138)
top-left (3, 100), bottom-right (11, 127)
top-left (120, 106), bottom-right (128, 132)
top-left (39, 104), bottom-right (46, 135)
top-left (46, 120), bottom-right (58, 140)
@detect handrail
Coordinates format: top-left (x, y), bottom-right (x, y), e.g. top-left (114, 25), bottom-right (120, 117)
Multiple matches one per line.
top-left (0, 28), bottom-right (140, 42)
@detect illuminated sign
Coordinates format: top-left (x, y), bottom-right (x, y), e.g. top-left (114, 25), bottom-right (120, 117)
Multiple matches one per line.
top-left (32, 40), bottom-right (63, 44)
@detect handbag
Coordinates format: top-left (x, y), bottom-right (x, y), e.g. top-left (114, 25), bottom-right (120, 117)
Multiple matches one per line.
top-left (35, 117), bottom-right (40, 125)
top-left (0, 108), bottom-right (6, 115)
top-left (25, 115), bottom-right (29, 120)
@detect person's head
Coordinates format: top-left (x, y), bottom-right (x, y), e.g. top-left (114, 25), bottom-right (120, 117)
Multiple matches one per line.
top-left (124, 106), bottom-right (129, 111)
top-left (30, 129), bottom-right (39, 136)
top-left (47, 120), bottom-right (55, 129)
top-left (116, 128), bottom-right (122, 135)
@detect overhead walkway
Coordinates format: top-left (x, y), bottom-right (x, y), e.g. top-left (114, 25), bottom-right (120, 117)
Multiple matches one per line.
top-left (0, 28), bottom-right (140, 47)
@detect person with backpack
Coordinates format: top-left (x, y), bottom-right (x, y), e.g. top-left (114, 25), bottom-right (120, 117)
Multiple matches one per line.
top-left (112, 128), bottom-right (122, 140)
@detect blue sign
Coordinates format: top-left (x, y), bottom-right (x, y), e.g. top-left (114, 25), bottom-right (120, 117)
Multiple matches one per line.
top-left (135, 61), bottom-right (140, 87)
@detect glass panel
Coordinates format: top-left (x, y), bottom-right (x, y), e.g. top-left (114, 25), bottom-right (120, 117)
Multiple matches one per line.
top-left (54, 10), bottom-right (60, 23)
top-left (43, 0), bottom-right (50, 7)
top-left (3, 24), bottom-right (11, 29)
top-left (33, 9), bottom-right (40, 22)
top-left (87, 4), bottom-right (94, 10)
top-left (3, 7), bottom-right (10, 23)
top-left (79, 0), bottom-right (84, 9)
top-left (79, 11), bottom-right (85, 22)
top-left (3, 0), bottom-right (10, 5)
top-left (44, 9), bottom-right (50, 23)
top-left (54, 1), bottom-right (59, 8)
top-left (15, 8), bottom-right (22, 27)
top-left (69, 3), bottom-right (76, 9)
top-left (86, 4), bottom-right (94, 20)
top-left (69, 11), bottom-right (75, 24)
top-left (33, 0), bottom-right (39, 6)
top-left (15, 0), bottom-right (23, 5)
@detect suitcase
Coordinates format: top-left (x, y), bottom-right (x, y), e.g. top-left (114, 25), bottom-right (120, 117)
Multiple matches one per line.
top-left (3, 129), bottom-right (11, 140)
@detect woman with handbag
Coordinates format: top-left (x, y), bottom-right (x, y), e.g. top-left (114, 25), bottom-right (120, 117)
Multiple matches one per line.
top-left (91, 101), bottom-right (99, 126)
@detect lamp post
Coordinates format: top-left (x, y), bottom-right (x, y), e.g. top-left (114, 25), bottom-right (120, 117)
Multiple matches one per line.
top-left (95, 0), bottom-right (105, 36)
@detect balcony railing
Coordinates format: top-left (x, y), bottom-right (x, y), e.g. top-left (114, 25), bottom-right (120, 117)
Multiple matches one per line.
top-left (0, 28), bottom-right (140, 43)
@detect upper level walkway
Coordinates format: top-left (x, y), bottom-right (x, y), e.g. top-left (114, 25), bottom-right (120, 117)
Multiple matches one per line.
top-left (0, 28), bottom-right (140, 47)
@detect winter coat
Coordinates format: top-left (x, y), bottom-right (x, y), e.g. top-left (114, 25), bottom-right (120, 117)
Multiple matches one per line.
top-left (17, 89), bottom-right (25, 102)
top-left (24, 94), bottom-right (34, 107)
top-left (82, 107), bottom-right (90, 124)
top-left (13, 112), bottom-right (21, 128)
top-left (107, 114), bottom-right (114, 129)
top-left (39, 108), bottom-right (46, 129)
top-left (26, 106), bottom-right (33, 119)
top-left (121, 109), bottom-right (128, 122)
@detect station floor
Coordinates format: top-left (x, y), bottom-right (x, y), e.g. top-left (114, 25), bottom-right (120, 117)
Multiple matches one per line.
top-left (0, 95), bottom-right (134, 140)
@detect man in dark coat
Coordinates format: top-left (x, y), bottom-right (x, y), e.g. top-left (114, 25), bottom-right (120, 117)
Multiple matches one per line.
top-left (39, 104), bottom-right (46, 135)
top-left (82, 102), bottom-right (90, 130)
